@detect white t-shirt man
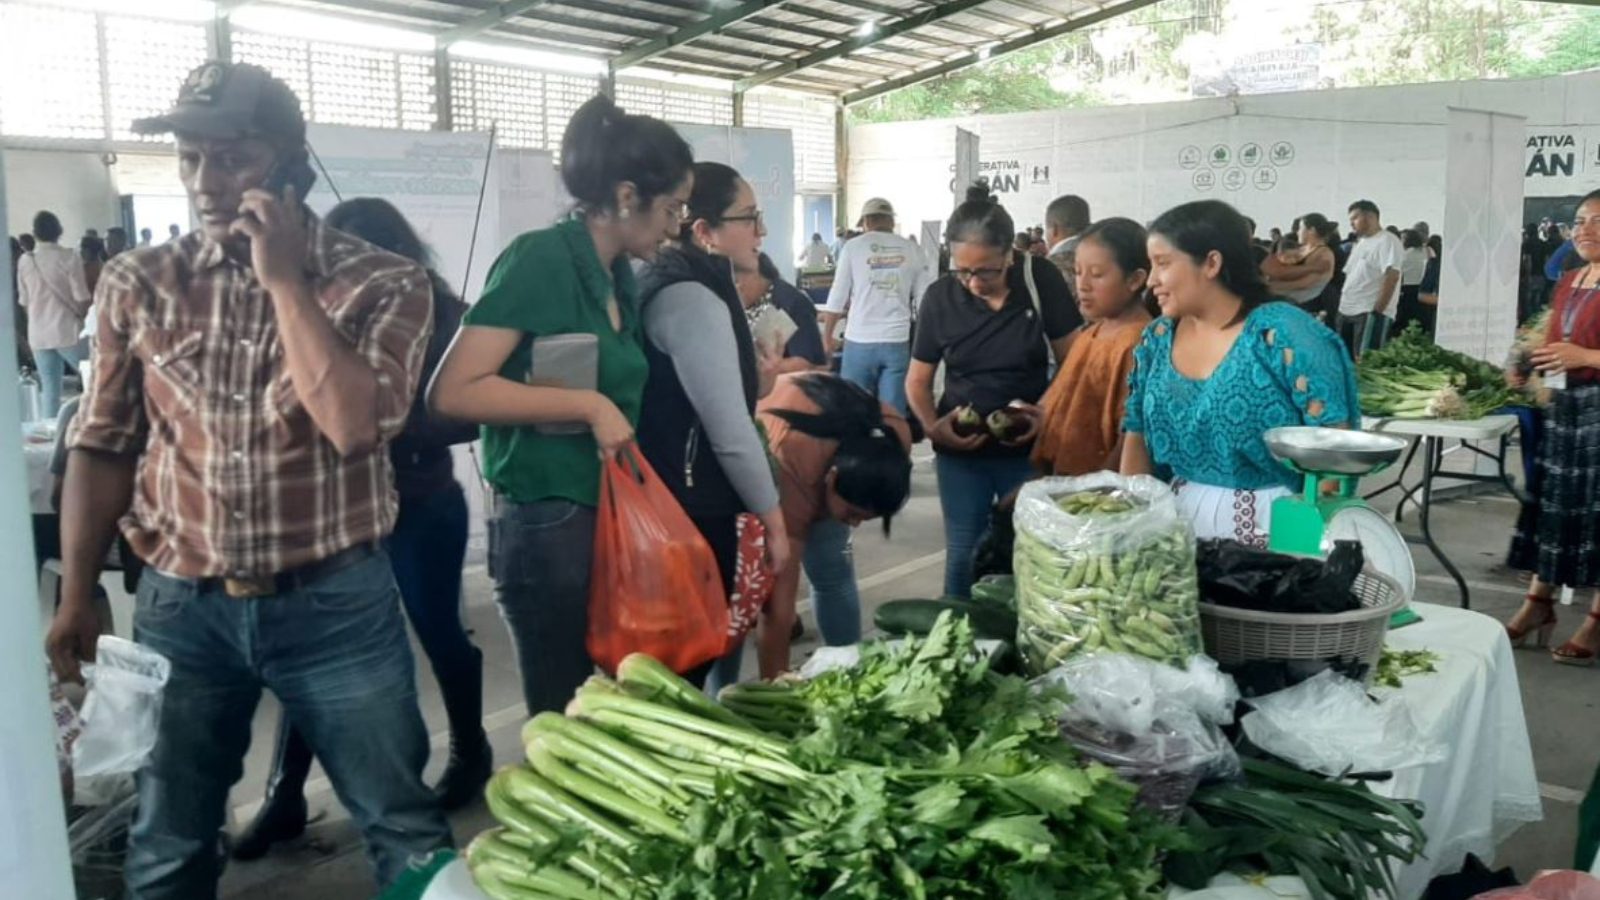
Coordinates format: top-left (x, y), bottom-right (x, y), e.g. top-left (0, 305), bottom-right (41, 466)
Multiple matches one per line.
top-left (800, 240), bottom-right (829, 269)
top-left (823, 231), bottom-right (930, 344)
top-left (1340, 229), bottom-right (1404, 316)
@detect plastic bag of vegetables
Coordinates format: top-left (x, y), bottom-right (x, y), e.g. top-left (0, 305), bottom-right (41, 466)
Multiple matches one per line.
top-left (1014, 473), bottom-right (1203, 674)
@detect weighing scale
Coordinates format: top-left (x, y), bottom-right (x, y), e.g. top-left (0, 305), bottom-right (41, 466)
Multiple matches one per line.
top-left (1264, 427), bottom-right (1421, 627)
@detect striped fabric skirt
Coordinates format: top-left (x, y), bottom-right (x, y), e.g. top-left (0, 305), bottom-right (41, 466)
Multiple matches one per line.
top-left (1173, 480), bottom-right (1292, 548)
top-left (1509, 383), bottom-right (1600, 589)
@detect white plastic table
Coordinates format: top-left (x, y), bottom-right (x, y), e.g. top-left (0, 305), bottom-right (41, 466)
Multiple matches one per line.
top-left (1375, 602), bottom-right (1543, 896)
top-left (1362, 415), bottom-right (1522, 608)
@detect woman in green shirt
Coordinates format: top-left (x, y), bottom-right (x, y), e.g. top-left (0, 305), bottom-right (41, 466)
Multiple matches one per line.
top-left (429, 95), bottom-right (694, 715)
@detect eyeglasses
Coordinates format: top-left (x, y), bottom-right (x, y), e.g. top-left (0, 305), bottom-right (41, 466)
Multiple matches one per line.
top-left (951, 266), bottom-right (1005, 283)
top-left (722, 210), bottom-right (764, 229)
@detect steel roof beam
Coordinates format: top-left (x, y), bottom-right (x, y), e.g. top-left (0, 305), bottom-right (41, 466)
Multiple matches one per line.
top-left (734, 0), bottom-right (996, 90)
top-left (610, 0), bottom-right (795, 69)
top-left (435, 2), bottom-right (562, 45)
top-left (545, 0), bottom-right (689, 26)
top-left (843, 0), bottom-right (1153, 103)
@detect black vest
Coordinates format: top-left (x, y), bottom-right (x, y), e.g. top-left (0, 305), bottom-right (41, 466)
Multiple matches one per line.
top-left (636, 246), bottom-right (760, 518)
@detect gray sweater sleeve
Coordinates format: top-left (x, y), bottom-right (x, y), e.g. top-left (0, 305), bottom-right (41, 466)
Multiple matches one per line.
top-left (644, 283), bottom-right (780, 515)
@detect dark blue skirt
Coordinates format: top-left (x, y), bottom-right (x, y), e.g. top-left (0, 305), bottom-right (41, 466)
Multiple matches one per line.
top-left (1508, 383), bottom-right (1600, 588)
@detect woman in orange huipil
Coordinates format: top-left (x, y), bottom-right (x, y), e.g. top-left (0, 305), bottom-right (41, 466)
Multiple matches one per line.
top-left (1029, 217), bottom-right (1153, 476)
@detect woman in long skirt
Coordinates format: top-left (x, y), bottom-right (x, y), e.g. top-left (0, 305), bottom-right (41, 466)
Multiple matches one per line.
top-left (1504, 188), bottom-right (1600, 666)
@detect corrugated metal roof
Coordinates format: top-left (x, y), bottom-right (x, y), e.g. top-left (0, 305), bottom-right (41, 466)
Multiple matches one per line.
top-left (266, 0), bottom-right (1164, 97)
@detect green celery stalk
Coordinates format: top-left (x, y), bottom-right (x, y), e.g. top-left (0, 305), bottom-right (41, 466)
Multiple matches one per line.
top-left (523, 714), bottom-right (685, 797)
top-left (499, 766), bottom-right (640, 850)
top-left (569, 684), bottom-right (793, 761)
top-left (616, 653), bottom-right (751, 728)
top-left (525, 739), bottom-right (690, 843)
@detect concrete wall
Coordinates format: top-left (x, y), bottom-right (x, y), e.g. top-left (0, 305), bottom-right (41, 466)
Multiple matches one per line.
top-left (847, 70), bottom-right (1600, 237)
top-left (2, 148), bottom-right (120, 240)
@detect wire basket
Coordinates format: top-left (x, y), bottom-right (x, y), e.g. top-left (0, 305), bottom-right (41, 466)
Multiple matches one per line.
top-left (1197, 570), bottom-right (1406, 686)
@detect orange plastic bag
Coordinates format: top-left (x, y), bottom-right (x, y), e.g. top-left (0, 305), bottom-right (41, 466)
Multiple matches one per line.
top-left (587, 446), bottom-right (730, 674)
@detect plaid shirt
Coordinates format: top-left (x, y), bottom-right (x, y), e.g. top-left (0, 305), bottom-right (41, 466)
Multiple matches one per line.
top-left (69, 217), bottom-right (433, 579)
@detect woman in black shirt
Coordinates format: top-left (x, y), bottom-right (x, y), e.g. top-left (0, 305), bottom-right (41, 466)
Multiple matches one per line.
top-left (906, 184), bottom-right (1081, 597)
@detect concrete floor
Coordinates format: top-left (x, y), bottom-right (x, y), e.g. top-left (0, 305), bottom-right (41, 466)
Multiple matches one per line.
top-left (183, 446), bottom-right (1595, 898)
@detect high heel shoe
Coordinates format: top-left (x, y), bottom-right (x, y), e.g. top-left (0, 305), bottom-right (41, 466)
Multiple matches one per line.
top-left (1506, 593), bottom-right (1558, 649)
top-left (1552, 610), bottom-right (1600, 667)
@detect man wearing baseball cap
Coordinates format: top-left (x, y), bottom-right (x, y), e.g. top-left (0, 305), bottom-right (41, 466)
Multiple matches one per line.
top-left (820, 197), bottom-right (930, 416)
top-left (45, 61), bottom-right (451, 898)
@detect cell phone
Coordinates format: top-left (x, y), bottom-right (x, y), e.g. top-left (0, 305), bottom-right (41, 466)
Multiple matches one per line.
top-left (261, 149), bottom-right (316, 201)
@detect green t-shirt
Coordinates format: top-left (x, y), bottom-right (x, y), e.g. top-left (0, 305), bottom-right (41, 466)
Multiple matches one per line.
top-left (463, 218), bottom-right (648, 506)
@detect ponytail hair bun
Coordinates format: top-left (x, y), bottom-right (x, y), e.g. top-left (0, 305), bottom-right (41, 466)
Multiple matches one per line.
top-left (560, 94), bottom-right (694, 214)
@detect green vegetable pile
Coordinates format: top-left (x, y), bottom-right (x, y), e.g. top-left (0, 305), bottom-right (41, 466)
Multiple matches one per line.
top-left (1358, 322), bottom-right (1523, 419)
top-left (1165, 757), bottom-right (1427, 900)
top-left (1374, 648), bottom-right (1441, 689)
top-left (1015, 489), bottom-right (1203, 673)
top-left (470, 613), bottom-right (1176, 899)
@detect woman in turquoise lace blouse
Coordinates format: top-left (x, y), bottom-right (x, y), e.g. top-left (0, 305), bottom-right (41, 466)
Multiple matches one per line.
top-left (1122, 200), bottom-right (1359, 545)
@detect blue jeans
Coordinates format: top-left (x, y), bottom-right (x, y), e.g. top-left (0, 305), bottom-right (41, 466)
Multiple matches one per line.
top-left (840, 339), bottom-right (911, 415)
top-left (488, 499), bottom-right (598, 716)
top-left (936, 454), bottom-right (1035, 598)
top-left (35, 343), bottom-right (84, 418)
top-left (124, 552), bottom-right (451, 899)
top-left (706, 517), bottom-right (861, 693)
top-left (387, 482), bottom-right (477, 687)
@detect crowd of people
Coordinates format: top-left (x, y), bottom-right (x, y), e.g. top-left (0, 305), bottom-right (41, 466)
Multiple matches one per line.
top-left (20, 59), bottom-right (1600, 899)
top-left (11, 214), bottom-right (184, 417)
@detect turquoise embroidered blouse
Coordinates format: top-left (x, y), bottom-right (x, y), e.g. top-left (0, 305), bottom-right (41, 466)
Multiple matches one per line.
top-left (1124, 303), bottom-right (1360, 491)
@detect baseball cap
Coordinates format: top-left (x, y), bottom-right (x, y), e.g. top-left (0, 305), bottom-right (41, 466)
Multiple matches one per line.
top-left (859, 198), bottom-right (895, 221)
top-left (132, 61), bottom-right (306, 144)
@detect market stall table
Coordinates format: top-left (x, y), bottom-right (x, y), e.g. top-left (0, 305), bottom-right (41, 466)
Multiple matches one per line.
top-left (1363, 415), bottom-right (1522, 608)
top-left (1374, 601), bottom-right (1542, 896)
top-left (416, 601), bottom-right (1540, 900)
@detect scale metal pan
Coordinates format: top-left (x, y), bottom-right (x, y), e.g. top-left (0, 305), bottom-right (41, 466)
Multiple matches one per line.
top-left (1265, 426), bottom-right (1409, 477)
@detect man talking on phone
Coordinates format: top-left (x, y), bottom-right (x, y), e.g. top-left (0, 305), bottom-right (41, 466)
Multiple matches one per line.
top-left (44, 61), bottom-right (450, 898)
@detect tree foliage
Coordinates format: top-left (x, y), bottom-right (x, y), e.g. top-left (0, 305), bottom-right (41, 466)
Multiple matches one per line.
top-left (849, 0), bottom-right (1600, 125)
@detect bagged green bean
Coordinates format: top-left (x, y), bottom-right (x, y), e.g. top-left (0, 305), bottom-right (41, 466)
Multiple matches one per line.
top-left (1013, 474), bottom-right (1202, 674)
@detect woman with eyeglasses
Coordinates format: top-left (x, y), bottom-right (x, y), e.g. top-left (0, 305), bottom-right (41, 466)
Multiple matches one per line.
top-left (1503, 189), bottom-right (1600, 665)
top-left (906, 183), bottom-right (1082, 598)
top-left (1121, 199), bottom-right (1358, 546)
top-left (637, 161), bottom-right (791, 684)
top-left (429, 94), bottom-right (694, 716)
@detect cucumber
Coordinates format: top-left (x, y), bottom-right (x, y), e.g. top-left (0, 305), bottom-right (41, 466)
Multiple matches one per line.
top-left (874, 598), bottom-right (1018, 641)
top-left (969, 576), bottom-right (1016, 609)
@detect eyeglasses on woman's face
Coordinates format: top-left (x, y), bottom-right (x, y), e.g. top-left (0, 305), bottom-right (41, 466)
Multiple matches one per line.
top-left (722, 209), bottom-right (764, 230)
top-left (952, 266), bottom-right (1005, 284)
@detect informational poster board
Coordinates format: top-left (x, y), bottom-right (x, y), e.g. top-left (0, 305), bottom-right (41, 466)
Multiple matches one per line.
top-left (1437, 108), bottom-right (1526, 365)
top-left (920, 219), bottom-right (942, 280)
top-left (304, 124), bottom-right (497, 302)
top-left (954, 128), bottom-right (980, 202)
top-left (674, 124), bottom-right (797, 282)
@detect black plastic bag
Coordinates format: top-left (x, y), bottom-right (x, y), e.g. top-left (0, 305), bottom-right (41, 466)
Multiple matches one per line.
top-left (971, 501), bottom-right (1015, 580)
top-left (1421, 853), bottom-right (1518, 899)
top-left (1196, 539), bottom-right (1364, 614)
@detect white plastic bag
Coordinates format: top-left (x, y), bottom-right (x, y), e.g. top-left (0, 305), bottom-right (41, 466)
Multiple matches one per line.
top-left (1239, 669), bottom-right (1444, 776)
top-left (72, 636), bottom-right (171, 779)
top-left (1040, 653), bottom-right (1240, 816)
top-left (1013, 474), bottom-right (1203, 673)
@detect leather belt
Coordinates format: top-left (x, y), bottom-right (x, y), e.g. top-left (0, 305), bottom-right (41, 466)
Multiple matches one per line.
top-left (204, 543), bottom-right (380, 599)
